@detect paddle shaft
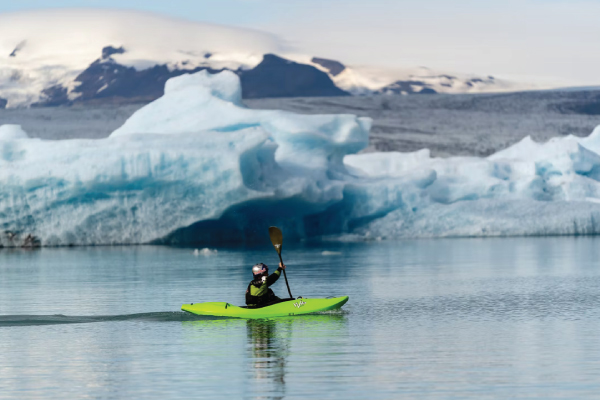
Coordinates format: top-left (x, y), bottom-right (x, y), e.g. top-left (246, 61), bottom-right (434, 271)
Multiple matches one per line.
top-left (276, 252), bottom-right (293, 299)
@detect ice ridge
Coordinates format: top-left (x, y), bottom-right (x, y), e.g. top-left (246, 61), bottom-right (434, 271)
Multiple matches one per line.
top-left (1, 70), bottom-right (600, 246)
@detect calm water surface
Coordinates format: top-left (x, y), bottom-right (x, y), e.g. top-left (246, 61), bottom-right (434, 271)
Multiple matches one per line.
top-left (2, 237), bottom-right (600, 399)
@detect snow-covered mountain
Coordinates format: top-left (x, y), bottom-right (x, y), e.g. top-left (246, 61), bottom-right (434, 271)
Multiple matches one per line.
top-left (0, 9), bottom-right (537, 108)
top-left (305, 61), bottom-right (522, 95)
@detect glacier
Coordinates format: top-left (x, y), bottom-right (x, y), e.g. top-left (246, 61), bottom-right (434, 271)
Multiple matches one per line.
top-left (1, 70), bottom-right (600, 246)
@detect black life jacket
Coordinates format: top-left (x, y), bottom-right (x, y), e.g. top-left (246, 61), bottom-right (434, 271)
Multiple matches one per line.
top-left (245, 280), bottom-right (276, 307)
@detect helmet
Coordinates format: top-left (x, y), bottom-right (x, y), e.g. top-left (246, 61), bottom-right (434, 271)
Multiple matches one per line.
top-left (252, 263), bottom-right (268, 277)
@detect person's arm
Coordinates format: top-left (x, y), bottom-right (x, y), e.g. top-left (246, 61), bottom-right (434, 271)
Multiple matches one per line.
top-left (267, 262), bottom-right (286, 286)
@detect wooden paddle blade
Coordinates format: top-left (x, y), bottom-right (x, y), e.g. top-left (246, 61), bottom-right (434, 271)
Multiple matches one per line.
top-left (268, 226), bottom-right (283, 254)
top-left (269, 226), bottom-right (292, 298)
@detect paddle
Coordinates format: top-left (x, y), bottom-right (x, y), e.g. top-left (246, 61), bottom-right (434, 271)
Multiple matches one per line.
top-left (268, 226), bottom-right (293, 299)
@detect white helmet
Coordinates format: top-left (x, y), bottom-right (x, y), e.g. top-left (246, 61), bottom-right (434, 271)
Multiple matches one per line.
top-left (252, 263), bottom-right (268, 277)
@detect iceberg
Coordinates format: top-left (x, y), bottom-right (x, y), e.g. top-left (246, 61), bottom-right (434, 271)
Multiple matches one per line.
top-left (0, 71), bottom-right (370, 246)
top-left (345, 127), bottom-right (600, 238)
top-left (1, 69), bottom-right (600, 246)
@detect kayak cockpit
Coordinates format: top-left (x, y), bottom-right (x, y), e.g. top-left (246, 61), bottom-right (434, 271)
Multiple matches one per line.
top-left (240, 298), bottom-right (295, 309)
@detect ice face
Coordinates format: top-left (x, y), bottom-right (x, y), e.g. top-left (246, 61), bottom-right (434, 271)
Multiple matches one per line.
top-left (345, 129), bottom-right (600, 239)
top-left (1, 70), bottom-right (600, 246)
top-left (0, 128), bottom-right (272, 246)
top-left (0, 71), bottom-right (371, 246)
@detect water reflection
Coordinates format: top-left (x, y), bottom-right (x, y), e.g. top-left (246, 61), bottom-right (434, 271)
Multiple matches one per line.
top-left (181, 314), bottom-right (348, 399)
top-left (246, 319), bottom-right (288, 400)
top-left (245, 314), bottom-right (349, 399)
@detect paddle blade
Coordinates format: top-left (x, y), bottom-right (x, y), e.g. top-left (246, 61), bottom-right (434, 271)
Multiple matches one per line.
top-left (268, 226), bottom-right (283, 255)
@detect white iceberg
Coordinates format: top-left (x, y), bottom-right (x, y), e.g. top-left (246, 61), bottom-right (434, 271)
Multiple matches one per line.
top-left (194, 248), bottom-right (218, 256)
top-left (0, 70), bottom-right (370, 245)
top-left (1, 69), bottom-right (600, 246)
top-left (345, 126), bottom-right (600, 238)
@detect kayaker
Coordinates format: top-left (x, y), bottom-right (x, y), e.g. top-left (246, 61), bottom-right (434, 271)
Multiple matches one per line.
top-left (245, 262), bottom-right (286, 307)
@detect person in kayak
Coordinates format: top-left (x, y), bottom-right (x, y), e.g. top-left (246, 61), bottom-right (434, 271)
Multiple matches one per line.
top-left (245, 262), bottom-right (286, 307)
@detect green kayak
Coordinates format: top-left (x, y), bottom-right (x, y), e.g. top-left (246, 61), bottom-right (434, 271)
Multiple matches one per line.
top-left (181, 296), bottom-right (349, 319)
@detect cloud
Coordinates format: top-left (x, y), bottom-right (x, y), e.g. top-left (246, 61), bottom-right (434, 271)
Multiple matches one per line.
top-left (257, 0), bottom-right (600, 84)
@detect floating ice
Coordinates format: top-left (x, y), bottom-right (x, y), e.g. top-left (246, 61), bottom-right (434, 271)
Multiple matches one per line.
top-left (1, 70), bottom-right (600, 246)
top-left (345, 127), bottom-right (600, 238)
top-left (0, 70), bottom-right (371, 245)
top-left (194, 248), bottom-right (218, 256)
top-left (321, 251), bottom-right (342, 256)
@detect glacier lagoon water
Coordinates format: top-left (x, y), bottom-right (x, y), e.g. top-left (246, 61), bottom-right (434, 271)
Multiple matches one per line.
top-left (2, 238), bottom-right (600, 399)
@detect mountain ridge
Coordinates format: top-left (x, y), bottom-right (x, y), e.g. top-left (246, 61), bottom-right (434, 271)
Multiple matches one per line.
top-left (0, 8), bottom-right (538, 108)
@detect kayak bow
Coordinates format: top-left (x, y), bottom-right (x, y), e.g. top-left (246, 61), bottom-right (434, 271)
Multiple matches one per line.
top-left (181, 296), bottom-right (349, 319)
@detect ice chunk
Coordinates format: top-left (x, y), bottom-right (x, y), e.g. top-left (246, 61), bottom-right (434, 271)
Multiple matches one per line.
top-left (112, 71), bottom-right (371, 176)
top-left (194, 248), bottom-right (218, 256)
top-left (0, 125), bottom-right (272, 245)
top-left (343, 127), bottom-right (600, 239)
top-left (321, 251), bottom-right (342, 256)
top-left (358, 199), bottom-right (600, 239)
top-left (0, 71), bottom-right (372, 245)
top-left (0, 124), bottom-right (29, 140)
top-left (2, 69), bottom-right (600, 246)
top-left (345, 149), bottom-right (432, 177)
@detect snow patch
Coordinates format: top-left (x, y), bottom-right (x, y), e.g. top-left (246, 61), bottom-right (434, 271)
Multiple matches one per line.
top-left (331, 65), bottom-right (541, 95)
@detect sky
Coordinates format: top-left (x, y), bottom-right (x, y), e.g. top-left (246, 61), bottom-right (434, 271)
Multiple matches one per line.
top-left (0, 0), bottom-right (598, 85)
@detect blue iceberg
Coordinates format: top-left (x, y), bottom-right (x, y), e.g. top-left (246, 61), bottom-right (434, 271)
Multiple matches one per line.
top-left (1, 70), bottom-right (600, 246)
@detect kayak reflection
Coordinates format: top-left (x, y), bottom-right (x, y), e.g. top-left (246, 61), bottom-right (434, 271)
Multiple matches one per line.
top-left (182, 313), bottom-right (348, 399)
top-left (247, 319), bottom-right (288, 399)
top-left (245, 314), bottom-right (348, 399)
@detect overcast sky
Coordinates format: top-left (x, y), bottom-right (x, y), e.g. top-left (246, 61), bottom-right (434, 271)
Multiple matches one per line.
top-left (1, 0), bottom-right (598, 85)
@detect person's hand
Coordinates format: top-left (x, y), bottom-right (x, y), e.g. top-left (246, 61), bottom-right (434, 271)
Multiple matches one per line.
top-left (279, 262), bottom-right (286, 269)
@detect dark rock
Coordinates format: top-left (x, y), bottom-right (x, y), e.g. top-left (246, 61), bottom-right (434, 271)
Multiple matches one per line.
top-left (102, 46), bottom-right (125, 60)
top-left (32, 85), bottom-right (70, 107)
top-left (71, 59), bottom-right (217, 104)
top-left (418, 88), bottom-right (437, 95)
top-left (0, 98), bottom-right (7, 109)
top-left (9, 40), bottom-right (26, 57)
top-left (65, 46), bottom-right (223, 104)
top-left (33, 51), bottom-right (350, 106)
top-left (378, 80), bottom-right (429, 94)
top-left (311, 57), bottom-right (346, 76)
top-left (240, 54), bottom-right (349, 99)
